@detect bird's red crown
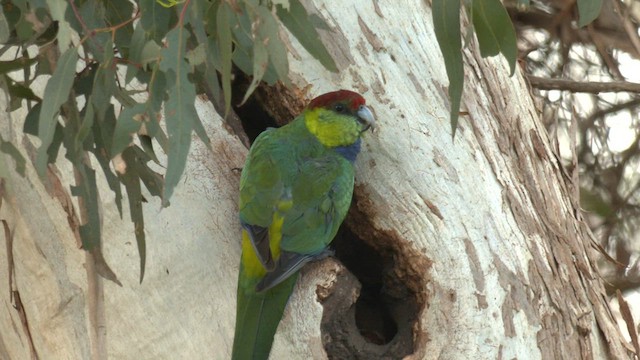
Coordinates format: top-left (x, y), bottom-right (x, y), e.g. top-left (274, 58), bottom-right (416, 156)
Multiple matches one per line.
top-left (307, 90), bottom-right (366, 111)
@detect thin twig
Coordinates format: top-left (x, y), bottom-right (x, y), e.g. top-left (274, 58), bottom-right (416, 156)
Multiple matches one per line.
top-left (179, 0), bottom-right (191, 25)
top-left (527, 75), bottom-right (640, 93)
top-left (69, 0), bottom-right (104, 53)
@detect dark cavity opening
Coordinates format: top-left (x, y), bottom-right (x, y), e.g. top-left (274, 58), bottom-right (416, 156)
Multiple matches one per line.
top-left (231, 75), bottom-right (279, 143)
top-left (319, 218), bottom-right (419, 360)
top-left (333, 227), bottom-right (398, 345)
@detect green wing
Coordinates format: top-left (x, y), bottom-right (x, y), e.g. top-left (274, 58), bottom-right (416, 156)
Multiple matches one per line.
top-left (256, 155), bottom-right (354, 291)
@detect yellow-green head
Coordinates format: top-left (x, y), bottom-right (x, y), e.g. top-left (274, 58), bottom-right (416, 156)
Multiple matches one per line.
top-left (303, 90), bottom-right (375, 148)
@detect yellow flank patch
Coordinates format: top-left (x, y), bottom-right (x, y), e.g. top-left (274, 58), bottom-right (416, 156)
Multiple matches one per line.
top-left (269, 211), bottom-right (284, 261)
top-left (241, 230), bottom-right (266, 278)
top-left (241, 205), bottom-right (287, 279)
top-left (304, 108), bottom-right (359, 147)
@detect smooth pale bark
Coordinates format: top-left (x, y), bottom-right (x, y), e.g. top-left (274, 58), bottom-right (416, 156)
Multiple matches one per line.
top-left (0, 1), bottom-right (631, 360)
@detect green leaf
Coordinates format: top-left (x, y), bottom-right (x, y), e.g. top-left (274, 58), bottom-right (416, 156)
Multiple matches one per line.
top-left (133, 146), bottom-right (163, 197)
top-left (15, 16), bottom-right (33, 41)
top-left (139, 135), bottom-right (160, 164)
top-left (432, 0), bottom-right (463, 138)
top-left (75, 100), bottom-right (94, 154)
top-left (105, 0), bottom-right (134, 57)
top-left (0, 139), bottom-right (26, 176)
top-left (0, 8), bottom-right (10, 43)
top-left (120, 146), bottom-right (152, 283)
top-left (147, 64), bottom-right (167, 114)
top-left (112, 104), bottom-right (146, 156)
top-left (35, 47), bottom-right (78, 175)
top-left (72, 162), bottom-right (121, 285)
top-left (159, 27), bottom-right (197, 205)
top-left (127, 24), bottom-right (146, 83)
top-left (241, 39), bottom-right (268, 105)
top-left (255, 5), bottom-right (289, 85)
top-left (93, 105), bottom-right (117, 159)
top-left (23, 103), bottom-right (41, 135)
top-left (140, 0), bottom-right (175, 43)
top-left (25, 103), bottom-right (65, 164)
top-left (471, 0), bottom-right (517, 75)
top-left (217, 2), bottom-right (233, 115)
top-left (90, 108), bottom-right (124, 218)
top-left (75, 0), bottom-right (110, 61)
top-left (188, 1), bottom-right (221, 104)
top-left (577, 0), bottom-right (602, 27)
top-left (144, 64), bottom-right (168, 152)
top-left (276, 0), bottom-right (337, 72)
top-left (46, 0), bottom-right (73, 51)
top-left (72, 165), bottom-right (101, 251)
top-left (91, 39), bottom-right (117, 123)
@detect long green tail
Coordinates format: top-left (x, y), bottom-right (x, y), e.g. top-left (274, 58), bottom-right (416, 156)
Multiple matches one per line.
top-left (231, 270), bottom-right (299, 360)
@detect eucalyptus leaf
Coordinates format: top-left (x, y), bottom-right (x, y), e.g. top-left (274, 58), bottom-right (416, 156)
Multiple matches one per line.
top-left (139, 0), bottom-right (175, 43)
top-left (45, 0), bottom-right (72, 51)
top-left (74, 164), bottom-right (101, 251)
top-left (35, 47), bottom-right (77, 175)
top-left (159, 27), bottom-right (198, 205)
top-left (241, 40), bottom-right (268, 105)
top-left (276, 0), bottom-right (337, 72)
top-left (471, 0), bottom-right (517, 75)
top-left (90, 105), bottom-right (123, 217)
top-left (120, 146), bottom-right (149, 283)
top-left (112, 104), bottom-right (146, 156)
top-left (432, 0), bottom-right (463, 137)
top-left (255, 5), bottom-right (289, 85)
top-left (189, 1), bottom-right (221, 103)
top-left (577, 0), bottom-right (602, 27)
top-left (105, 0), bottom-right (134, 57)
top-left (0, 9), bottom-right (10, 43)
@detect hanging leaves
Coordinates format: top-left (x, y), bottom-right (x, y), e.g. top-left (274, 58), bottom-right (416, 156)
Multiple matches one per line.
top-left (1, 0), bottom-right (338, 283)
top-left (432, 0), bottom-right (534, 136)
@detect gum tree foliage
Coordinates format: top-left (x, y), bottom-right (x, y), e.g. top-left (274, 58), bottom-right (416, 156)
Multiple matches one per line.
top-left (432, 0), bottom-right (602, 135)
top-left (0, 0), bottom-right (336, 283)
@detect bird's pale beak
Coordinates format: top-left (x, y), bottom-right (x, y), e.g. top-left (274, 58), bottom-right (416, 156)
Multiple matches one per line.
top-left (357, 105), bottom-right (375, 132)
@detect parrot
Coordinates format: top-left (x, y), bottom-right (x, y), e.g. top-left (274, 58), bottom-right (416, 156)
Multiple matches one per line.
top-left (231, 89), bottom-right (375, 360)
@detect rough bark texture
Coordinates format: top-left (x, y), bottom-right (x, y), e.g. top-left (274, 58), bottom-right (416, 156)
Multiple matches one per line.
top-left (0, 0), bottom-right (632, 359)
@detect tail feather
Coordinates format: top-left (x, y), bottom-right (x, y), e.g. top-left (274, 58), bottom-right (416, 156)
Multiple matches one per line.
top-left (232, 271), bottom-right (299, 360)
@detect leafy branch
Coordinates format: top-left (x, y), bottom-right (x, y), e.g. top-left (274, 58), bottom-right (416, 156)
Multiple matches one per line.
top-left (0, 0), bottom-right (337, 283)
top-left (432, 0), bottom-right (602, 137)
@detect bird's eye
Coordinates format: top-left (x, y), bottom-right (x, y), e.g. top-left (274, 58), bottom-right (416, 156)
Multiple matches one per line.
top-left (334, 104), bottom-right (345, 113)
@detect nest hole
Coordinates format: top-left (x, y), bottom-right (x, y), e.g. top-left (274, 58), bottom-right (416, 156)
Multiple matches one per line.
top-left (320, 217), bottom-right (421, 360)
top-left (333, 227), bottom-right (398, 345)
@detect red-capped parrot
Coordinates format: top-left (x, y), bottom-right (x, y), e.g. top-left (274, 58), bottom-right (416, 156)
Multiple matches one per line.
top-left (231, 90), bottom-right (375, 359)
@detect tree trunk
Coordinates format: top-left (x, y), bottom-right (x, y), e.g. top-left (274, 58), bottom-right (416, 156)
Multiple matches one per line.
top-left (0, 1), bottom-right (631, 359)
